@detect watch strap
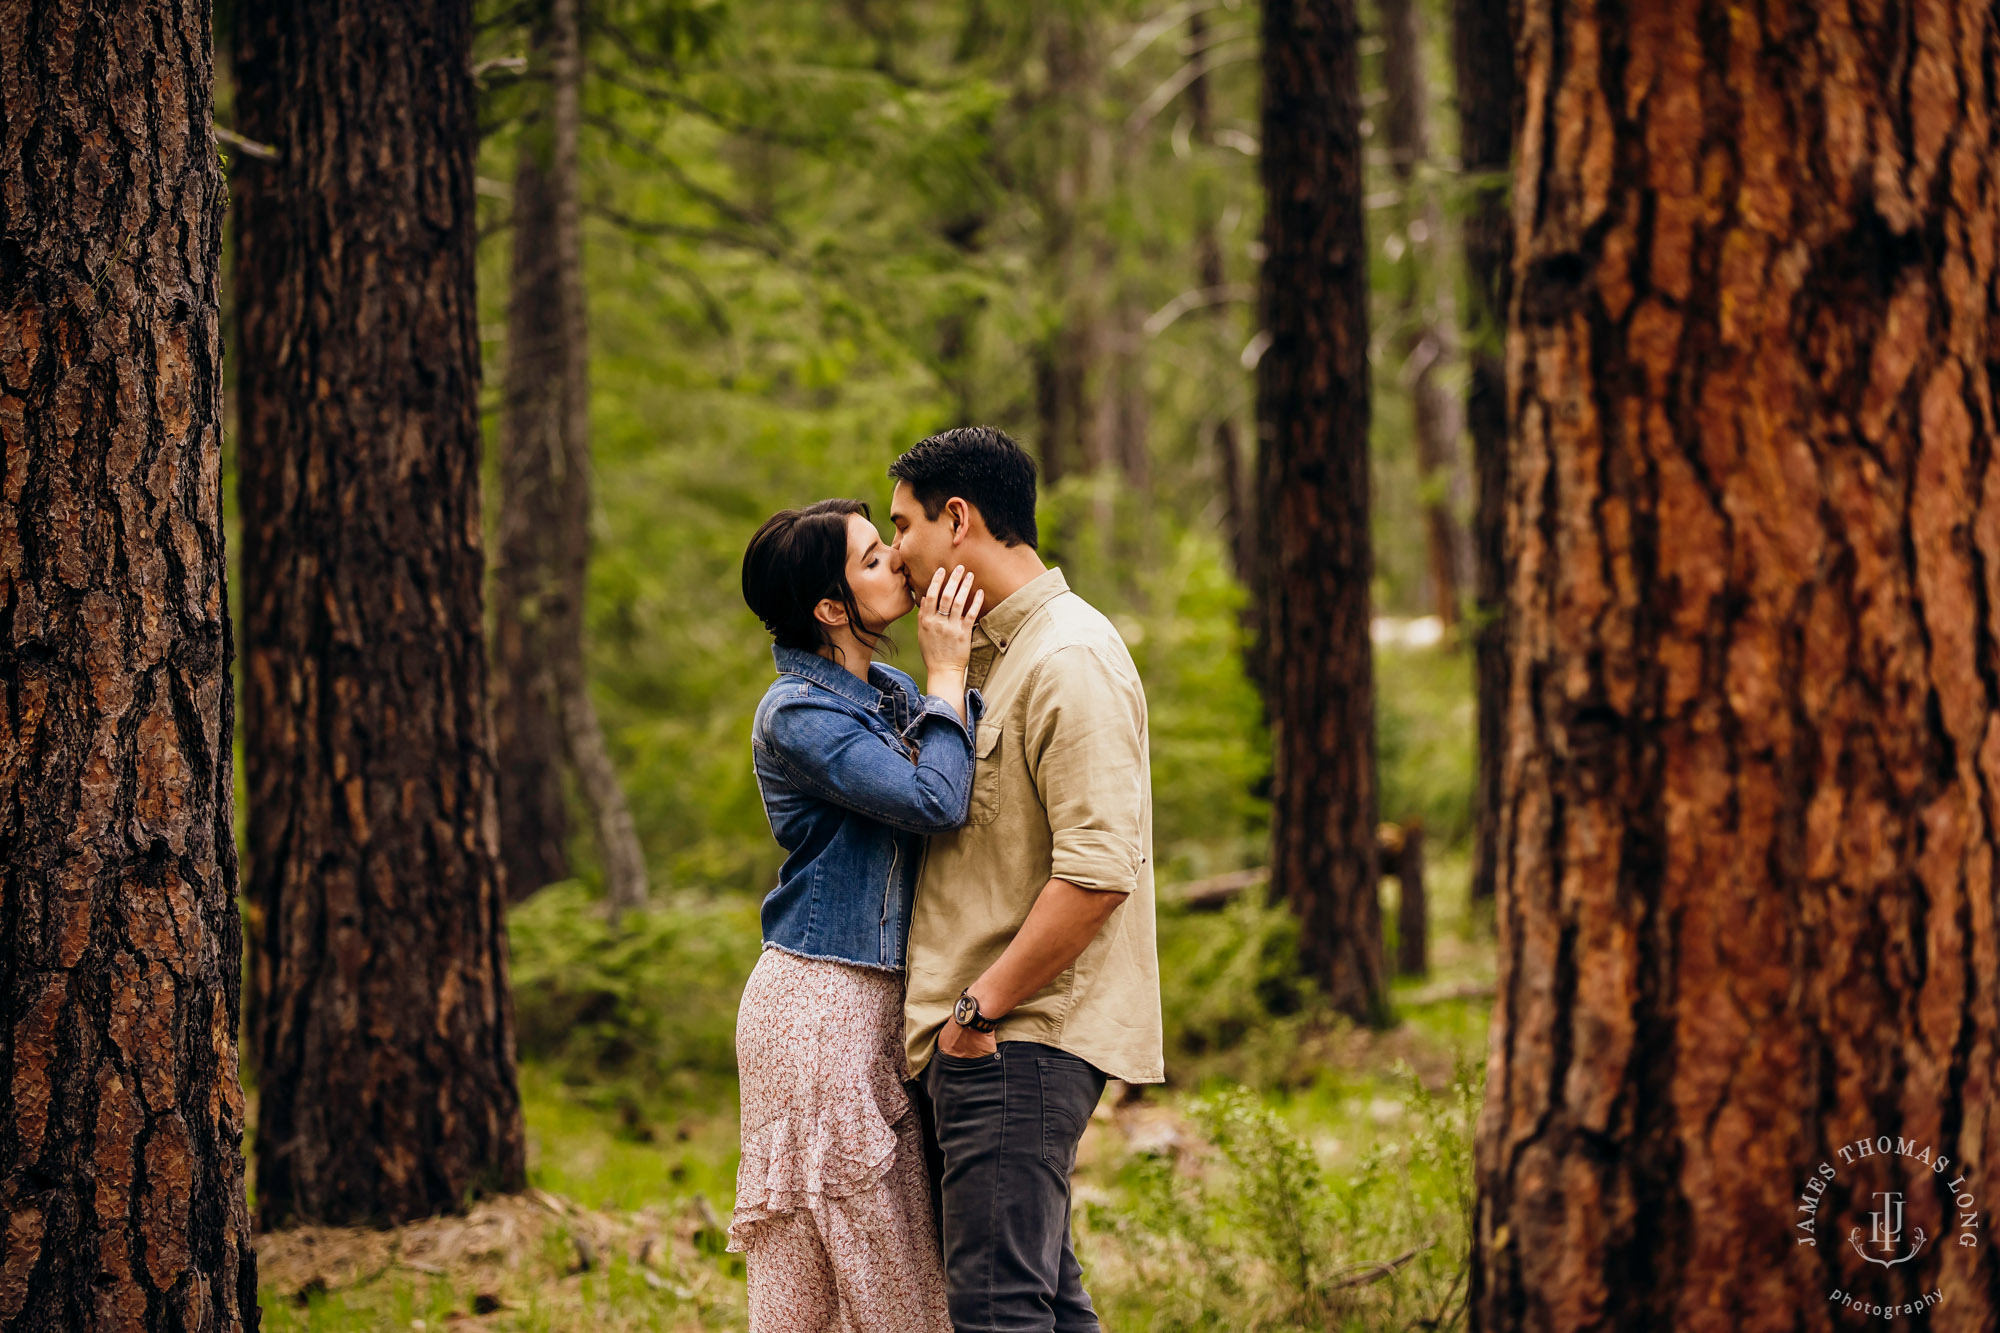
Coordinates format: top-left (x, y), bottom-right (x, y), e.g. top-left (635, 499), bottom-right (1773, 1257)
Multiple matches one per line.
top-left (954, 989), bottom-right (999, 1033)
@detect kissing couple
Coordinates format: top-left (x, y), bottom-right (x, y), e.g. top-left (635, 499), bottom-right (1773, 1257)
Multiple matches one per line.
top-left (728, 426), bottom-right (1163, 1331)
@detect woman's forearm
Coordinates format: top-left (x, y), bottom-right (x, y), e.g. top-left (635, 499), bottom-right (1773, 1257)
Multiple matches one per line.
top-left (926, 664), bottom-right (969, 724)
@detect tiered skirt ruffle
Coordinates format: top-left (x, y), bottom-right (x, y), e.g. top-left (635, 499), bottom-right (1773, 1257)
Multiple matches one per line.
top-left (727, 947), bottom-right (914, 1250)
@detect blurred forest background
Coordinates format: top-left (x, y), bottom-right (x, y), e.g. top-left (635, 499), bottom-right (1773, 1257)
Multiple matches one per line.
top-left (228, 0), bottom-right (1493, 1327)
top-left (16, 0), bottom-right (1999, 1328)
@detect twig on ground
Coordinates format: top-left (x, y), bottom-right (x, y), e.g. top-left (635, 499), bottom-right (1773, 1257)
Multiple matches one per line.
top-left (1330, 1238), bottom-right (1433, 1289)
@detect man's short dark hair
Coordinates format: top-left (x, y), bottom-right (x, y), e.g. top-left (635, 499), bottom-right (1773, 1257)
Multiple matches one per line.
top-left (888, 425), bottom-right (1039, 549)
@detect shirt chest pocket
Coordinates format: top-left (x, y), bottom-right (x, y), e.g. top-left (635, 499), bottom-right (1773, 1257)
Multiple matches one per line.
top-left (968, 721), bottom-right (1004, 827)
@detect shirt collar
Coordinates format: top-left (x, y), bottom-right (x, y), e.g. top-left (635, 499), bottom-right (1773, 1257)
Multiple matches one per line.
top-left (771, 643), bottom-right (907, 713)
top-left (974, 566), bottom-right (1069, 655)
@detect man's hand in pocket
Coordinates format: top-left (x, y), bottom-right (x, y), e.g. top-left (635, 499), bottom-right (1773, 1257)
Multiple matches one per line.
top-left (938, 1019), bottom-right (997, 1059)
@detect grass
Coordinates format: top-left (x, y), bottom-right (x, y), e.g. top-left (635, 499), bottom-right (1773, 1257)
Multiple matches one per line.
top-left (521, 1067), bottom-right (742, 1216)
top-left (253, 904), bottom-right (1492, 1332)
top-left (252, 640), bottom-right (1490, 1330)
top-left (256, 1199), bottom-right (748, 1331)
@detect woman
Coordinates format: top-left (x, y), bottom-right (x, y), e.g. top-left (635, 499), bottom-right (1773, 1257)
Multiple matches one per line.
top-left (731, 498), bottom-right (984, 1330)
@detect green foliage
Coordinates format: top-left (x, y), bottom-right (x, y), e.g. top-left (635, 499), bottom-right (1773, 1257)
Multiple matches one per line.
top-left (519, 1065), bottom-right (744, 1214)
top-left (507, 882), bottom-right (757, 1110)
top-left (1375, 642), bottom-right (1476, 850)
top-left (1082, 1064), bottom-right (1477, 1333)
top-left (466, 0), bottom-right (1295, 896)
top-left (1156, 895), bottom-right (1326, 1087)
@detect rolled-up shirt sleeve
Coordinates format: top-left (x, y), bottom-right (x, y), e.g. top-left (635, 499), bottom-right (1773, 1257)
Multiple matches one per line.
top-left (1023, 644), bottom-right (1147, 894)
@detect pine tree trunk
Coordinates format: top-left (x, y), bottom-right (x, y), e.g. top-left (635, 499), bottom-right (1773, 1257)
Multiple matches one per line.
top-left (1380, 0), bottom-right (1467, 630)
top-left (1188, 8), bottom-right (1258, 594)
top-left (234, 0), bottom-right (527, 1228)
top-left (1257, 0), bottom-right (1386, 1025)
top-left (493, 0), bottom-right (650, 917)
top-left (1473, 3), bottom-right (2000, 1327)
top-left (0, 5), bottom-right (259, 1326)
top-left (1188, 9), bottom-right (1266, 708)
top-left (1453, 0), bottom-right (1513, 906)
top-left (1033, 7), bottom-right (1099, 510)
top-left (491, 24), bottom-right (573, 904)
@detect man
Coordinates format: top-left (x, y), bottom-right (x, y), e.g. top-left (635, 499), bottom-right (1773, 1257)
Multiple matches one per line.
top-left (887, 426), bottom-right (1163, 1332)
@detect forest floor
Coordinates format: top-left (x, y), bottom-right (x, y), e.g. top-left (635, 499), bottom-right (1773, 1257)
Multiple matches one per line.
top-left (254, 643), bottom-right (1488, 1330)
top-left (252, 909), bottom-right (1495, 1332)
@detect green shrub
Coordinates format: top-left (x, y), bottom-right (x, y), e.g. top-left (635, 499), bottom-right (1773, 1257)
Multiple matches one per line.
top-left (1375, 644), bottom-right (1476, 852)
top-left (1156, 894), bottom-right (1331, 1087)
top-left (507, 882), bottom-right (758, 1112)
top-left (1083, 1062), bottom-right (1478, 1333)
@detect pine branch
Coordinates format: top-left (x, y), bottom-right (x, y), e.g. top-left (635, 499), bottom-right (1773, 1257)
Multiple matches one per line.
top-left (598, 230), bottom-right (733, 336)
top-left (585, 61), bottom-right (827, 149)
top-left (213, 126), bottom-right (280, 160)
top-left (1127, 40), bottom-right (1258, 134)
top-left (1143, 283), bottom-right (1254, 336)
top-left (584, 202), bottom-right (784, 258)
top-left (579, 111), bottom-right (792, 246)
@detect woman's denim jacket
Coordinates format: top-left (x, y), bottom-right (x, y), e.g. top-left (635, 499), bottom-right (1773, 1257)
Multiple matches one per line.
top-left (751, 644), bottom-right (985, 971)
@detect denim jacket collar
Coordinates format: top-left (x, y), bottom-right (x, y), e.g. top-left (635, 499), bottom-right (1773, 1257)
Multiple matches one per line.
top-left (771, 643), bottom-right (913, 715)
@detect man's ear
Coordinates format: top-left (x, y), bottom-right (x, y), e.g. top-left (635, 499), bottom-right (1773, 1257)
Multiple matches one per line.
top-left (946, 497), bottom-right (972, 546)
top-left (812, 597), bottom-right (848, 630)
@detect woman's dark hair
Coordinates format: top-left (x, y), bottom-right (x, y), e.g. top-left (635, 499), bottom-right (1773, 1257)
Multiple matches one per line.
top-left (741, 499), bottom-right (889, 662)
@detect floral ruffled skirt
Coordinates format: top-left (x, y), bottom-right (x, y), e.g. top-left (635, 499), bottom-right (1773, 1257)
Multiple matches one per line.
top-left (729, 947), bottom-right (950, 1331)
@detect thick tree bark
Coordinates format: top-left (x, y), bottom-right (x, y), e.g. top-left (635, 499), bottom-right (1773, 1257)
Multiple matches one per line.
top-left (1380, 0), bottom-right (1467, 630)
top-left (0, 5), bottom-right (259, 1327)
top-left (1473, 3), bottom-right (2000, 1328)
top-left (493, 0), bottom-right (650, 917)
top-left (1453, 0), bottom-right (1513, 906)
top-left (234, 0), bottom-right (527, 1228)
top-left (1257, 0), bottom-right (1386, 1025)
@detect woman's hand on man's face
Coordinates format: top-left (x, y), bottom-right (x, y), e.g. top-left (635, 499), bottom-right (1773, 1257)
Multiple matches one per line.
top-left (916, 564), bottom-right (982, 675)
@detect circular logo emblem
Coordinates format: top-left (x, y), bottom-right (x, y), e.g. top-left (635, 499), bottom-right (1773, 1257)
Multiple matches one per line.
top-left (1796, 1134), bottom-right (1980, 1319)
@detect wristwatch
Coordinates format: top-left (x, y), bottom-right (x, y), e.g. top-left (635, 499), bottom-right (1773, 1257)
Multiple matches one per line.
top-left (953, 989), bottom-right (999, 1033)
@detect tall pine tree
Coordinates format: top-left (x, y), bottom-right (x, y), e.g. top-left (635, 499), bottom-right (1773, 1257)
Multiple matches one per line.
top-left (1474, 2), bottom-right (2000, 1325)
top-left (234, 0), bottom-right (527, 1227)
top-left (0, 0), bottom-right (259, 1322)
top-left (491, 0), bottom-right (650, 917)
top-left (1256, 0), bottom-right (1385, 1024)
top-left (1454, 0), bottom-right (1514, 907)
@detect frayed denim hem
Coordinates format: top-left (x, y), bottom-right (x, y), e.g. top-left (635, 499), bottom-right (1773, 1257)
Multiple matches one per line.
top-left (758, 940), bottom-right (906, 974)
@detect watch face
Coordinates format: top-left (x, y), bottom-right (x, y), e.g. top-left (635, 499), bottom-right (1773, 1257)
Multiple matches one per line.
top-left (954, 995), bottom-right (975, 1025)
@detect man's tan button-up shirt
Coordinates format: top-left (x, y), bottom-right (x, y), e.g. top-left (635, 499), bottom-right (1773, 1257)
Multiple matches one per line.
top-left (903, 567), bottom-right (1164, 1084)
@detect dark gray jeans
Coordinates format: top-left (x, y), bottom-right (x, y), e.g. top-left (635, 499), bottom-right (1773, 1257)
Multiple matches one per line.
top-left (916, 1040), bottom-right (1107, 1333)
